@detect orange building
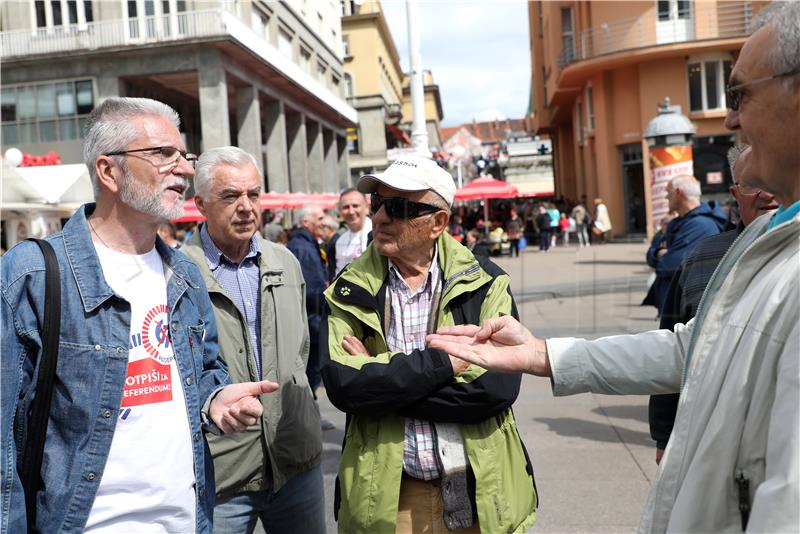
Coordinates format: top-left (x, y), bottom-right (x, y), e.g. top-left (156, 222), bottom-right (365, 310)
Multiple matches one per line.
top-left (528, 0), bottom-right (769, 237)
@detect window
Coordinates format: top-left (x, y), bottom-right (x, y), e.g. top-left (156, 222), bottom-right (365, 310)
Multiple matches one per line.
top-left (332, 74), bottom-right (341, 96)
top-left (658, 0), bottom-right (691, 22)
top-left (342, 35), bottom-right (350, 57)
top-left (317, 61), bottom-right (328, 84)
top-left (575, 98), bottom-right (584, 143)
top-left (344, 73), bottom-right (354, 98)
top-left (688, 56), bottom-right (733, 111)
top-left (561, 7), bottom-right (575, 63)
top-left (34, 0), bottom-right (93, 29)
top-left (277, 27), bottom-right (293, 58)
top-left (1, 79), bottom-right (95, 145)
top-left (251, 7), bottom-right (270, 41)
top-left (300, 47), bottom-right (311, 74)
top-left (586, 85), bottom-right (594, 131)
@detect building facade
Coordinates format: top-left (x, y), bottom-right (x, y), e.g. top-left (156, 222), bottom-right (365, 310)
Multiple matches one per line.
top-left (1, 0), bottom-right (357, 194)
top-left (341, 0), bottom-right (443, 182)
top-left (528, 0), bottom-right (768, 237)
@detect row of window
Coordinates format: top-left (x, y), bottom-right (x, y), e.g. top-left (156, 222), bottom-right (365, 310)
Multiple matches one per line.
top-left (1, 80), bottom-right (94, 145)
top-left (34, 0), bottom-right (94, 28)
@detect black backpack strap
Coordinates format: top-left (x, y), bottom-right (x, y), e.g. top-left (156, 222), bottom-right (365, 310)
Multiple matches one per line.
top-left (20, 238), bottom-right (61, 533)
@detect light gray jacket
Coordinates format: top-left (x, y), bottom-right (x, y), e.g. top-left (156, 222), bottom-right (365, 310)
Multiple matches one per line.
top-left (183, 232), bottom-right (322, 497)
top-left (548, 211), bottom-right (799, 532)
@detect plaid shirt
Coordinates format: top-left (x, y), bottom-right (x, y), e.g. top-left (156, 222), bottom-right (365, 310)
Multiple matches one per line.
top-left (200, 224), bottom-right (263, 377)
top-left (386, 247), bottom-right (442, 480)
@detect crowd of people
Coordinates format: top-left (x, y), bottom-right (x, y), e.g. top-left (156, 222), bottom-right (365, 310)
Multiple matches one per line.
top-left (2, 3), bottom-right (797, 533)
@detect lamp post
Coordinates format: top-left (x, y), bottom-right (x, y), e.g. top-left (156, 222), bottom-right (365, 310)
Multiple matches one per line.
top-left (643, 97), bottom-right (695, 234)
top-left (406, 0), bottom-right (430, 158)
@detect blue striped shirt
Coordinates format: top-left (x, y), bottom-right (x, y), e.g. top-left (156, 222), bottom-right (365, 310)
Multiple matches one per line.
top-left (199, 224), bottom-right (262, 377)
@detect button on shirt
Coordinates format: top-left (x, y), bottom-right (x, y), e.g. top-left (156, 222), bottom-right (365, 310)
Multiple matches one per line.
top-left (385, 247), bottom-right (442, 480)
top-left (200, 224), bottom-right (262, 377)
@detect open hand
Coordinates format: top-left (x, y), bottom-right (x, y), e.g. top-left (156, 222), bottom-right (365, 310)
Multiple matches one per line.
top-left (427, 316), bottom-right (551, 376)
top-left (210, 380), bottom-right (278, 434)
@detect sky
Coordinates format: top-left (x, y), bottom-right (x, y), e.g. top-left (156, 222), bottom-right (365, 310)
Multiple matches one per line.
top-left (379, 0), bottom-right (531, 128)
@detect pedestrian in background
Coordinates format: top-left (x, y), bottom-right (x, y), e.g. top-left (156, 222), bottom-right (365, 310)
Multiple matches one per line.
top-left (570, 201), bottom-right (590, 247)
top-left (643, 175), bottom-right (727, 315)
top-left (332, 188), bottom-right (372, 276)
top-left (547, 202), bottom-right (560, 248)
top-left (185, 146), bottom-right (325, 534)
top-left (648, 145), bottom-right (779, 464)
top-left (287, 206), bottom-right (328, 399)
top-left (593, 198), bottom-right (612, 242)
top-left (506, 209), bottom-right (522, 257)
top-left (558, 213), bottom-right (571, 246)
top-left (536, 204), bottom-right (552, 252)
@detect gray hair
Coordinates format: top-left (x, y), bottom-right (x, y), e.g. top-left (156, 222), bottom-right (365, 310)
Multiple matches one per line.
top-left (83, 97), bottom-right (180, 199)
top-left (727, 144), bottom-right (749, 182)
top-left (752, 1), bottom-right (800, 90)
top-left (670, 175), bottom-right (702, 200)
top-left (294, 205), bottom-right (322, 227)
top-left (320, 215), bottom-right (339, 231)
top-left (194, 146), bottom-right (259, 200)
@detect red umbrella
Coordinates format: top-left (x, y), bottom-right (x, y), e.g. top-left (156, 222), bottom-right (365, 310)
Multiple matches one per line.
top-left (454, 176), bottom-right (518, 201)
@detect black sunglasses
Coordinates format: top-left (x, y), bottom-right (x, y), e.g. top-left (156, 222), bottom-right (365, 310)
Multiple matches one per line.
top-left (726, 68), bottom-right (800, 111)
top-left (370, 193), bottom-right (443, 219)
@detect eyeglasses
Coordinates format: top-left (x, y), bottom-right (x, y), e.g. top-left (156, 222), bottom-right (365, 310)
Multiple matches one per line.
top-left (726, 68), bottom-right (800, 111)
top-left (106, 146), bottom-right (198, 170)
top-left (370, 193), bottom-right (443, 220)
top-left (734, 183), bottom-right (761, 196)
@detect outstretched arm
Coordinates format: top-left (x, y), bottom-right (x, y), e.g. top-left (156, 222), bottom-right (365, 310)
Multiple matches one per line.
top-left (427, 316), bottom-right (551, 376)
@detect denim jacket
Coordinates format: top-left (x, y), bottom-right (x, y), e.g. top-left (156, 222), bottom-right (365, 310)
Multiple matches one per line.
top-left (1, 204), bottom-right (231, 533)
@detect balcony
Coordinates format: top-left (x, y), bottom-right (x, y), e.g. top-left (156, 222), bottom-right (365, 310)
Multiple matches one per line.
top-left (1, 9), bottom-right (358, 124)
top-left (1, 10), bottom-right (227, 59)
top-left (561, 1), bottom-right (754, 70)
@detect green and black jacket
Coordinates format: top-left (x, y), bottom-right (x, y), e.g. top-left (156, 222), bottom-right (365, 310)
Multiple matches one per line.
top-left (321, 234), bottom-right (537, 534)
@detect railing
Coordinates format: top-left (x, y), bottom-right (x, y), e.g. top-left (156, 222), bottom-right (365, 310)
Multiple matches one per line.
top-left (1, 10), bottom-right (228, 59)
top-left (560, 1), bottom-right (753, 70)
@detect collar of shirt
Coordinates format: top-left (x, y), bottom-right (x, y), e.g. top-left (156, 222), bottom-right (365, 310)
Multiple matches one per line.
top-left (199, 223), bottom-right (260, 270)
top-left (387, 244), bottom-right (441, 297)
top-left (768, 199), bottom-right (800, 230)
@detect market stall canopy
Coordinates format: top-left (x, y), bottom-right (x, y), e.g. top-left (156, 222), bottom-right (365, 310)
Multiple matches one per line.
top-left (2, 163), bottom-right (92, 213)
top-left (172, 192), bottom-right (340, 223)
top-left (454, 175), bottom-right (518, 201)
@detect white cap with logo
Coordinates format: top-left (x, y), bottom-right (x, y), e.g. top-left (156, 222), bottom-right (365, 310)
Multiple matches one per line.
top-left (357, 155), bottom-right (456, 206)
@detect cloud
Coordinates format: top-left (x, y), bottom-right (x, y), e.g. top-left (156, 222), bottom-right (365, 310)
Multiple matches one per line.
top-left (381, 0), bottom-right (530, 126)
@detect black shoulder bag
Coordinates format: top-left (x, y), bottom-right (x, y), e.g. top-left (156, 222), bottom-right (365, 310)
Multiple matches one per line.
top-left (19, 238), bottom-right (61, 533)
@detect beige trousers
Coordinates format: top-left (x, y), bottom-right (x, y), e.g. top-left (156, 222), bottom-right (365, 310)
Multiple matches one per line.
top-left (395, 476), bottom-right (481, 534)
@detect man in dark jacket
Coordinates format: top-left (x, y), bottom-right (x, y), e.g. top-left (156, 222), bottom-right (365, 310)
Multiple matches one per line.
top-left (287, 206), bottom-right (328, 395)
top-left (649, 147), bottom-right (779, 463)
top-left (643, 175), bottom-right (727, 314)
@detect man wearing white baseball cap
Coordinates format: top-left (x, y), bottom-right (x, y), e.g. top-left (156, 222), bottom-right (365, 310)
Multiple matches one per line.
top-left (320, 155), bottom-right (537, 533)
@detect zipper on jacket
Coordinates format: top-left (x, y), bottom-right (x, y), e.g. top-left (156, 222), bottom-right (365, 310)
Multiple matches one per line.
top-left (735, 470), bottom-right (750, 531)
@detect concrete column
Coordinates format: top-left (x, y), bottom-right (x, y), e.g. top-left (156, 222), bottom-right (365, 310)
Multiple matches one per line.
top-left (96, 76), bottom-right (121, 102)
top-left (337, 135), bottom-right (350, 190)
top-left (198, 49), bottom-right (230, 151)
top-left (286, 111), bottom-right (309, 193)
top-left (306, 120), bottom-right (324, 193)
top-left (323, 129), bottom-right (337, 193)
top-left (263, 100), bottom-right (289, 192)
top-left (236, 85), bottom-right (263, 174)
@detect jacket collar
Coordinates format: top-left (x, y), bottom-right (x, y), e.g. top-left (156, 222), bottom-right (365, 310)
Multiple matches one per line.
top-left (64, 203), bottom-right (199, 312)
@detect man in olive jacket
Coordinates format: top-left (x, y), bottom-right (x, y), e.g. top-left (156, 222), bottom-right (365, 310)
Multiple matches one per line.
top-left (321, 156), bottom-right (537, 534)
top-left (183, 147), bottom-right (324, 534)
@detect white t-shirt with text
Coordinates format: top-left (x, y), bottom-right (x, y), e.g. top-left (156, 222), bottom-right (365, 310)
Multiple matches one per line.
top-left (85, 243), bottom-right (196, 533)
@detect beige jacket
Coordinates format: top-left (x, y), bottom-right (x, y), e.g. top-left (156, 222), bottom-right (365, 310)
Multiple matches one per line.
top-left (548, 211), bottom-right (799, 532)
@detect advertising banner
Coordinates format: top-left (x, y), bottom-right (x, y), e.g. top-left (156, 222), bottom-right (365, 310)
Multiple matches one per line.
top-left (649, 145), bottom-right (693, 230)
